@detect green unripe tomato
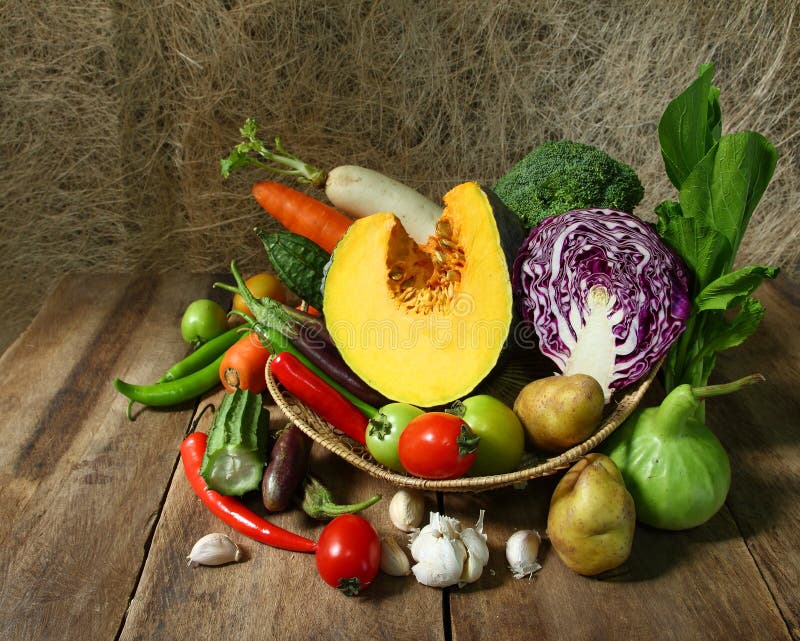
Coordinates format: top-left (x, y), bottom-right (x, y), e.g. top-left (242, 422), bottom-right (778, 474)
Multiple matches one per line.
top-left (366, 403), bottom-right (425, 473)
top-left (602, 385), bottom-right (731, 530)
top-left (450, 395), bottom-right (525, 476)
top-left (180, 299), bottom-right (229, 348)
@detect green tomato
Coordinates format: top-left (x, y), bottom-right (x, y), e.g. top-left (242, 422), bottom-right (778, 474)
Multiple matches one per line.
top-left (180, 299), bottom-right (228, 348)
top-left (451, 395), bottom-right (525, 477)
top-left (365, 403), bottom-right (425, 472)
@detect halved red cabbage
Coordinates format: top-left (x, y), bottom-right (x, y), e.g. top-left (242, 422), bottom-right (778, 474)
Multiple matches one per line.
top-left (512, 208), bottom-right (690, 402)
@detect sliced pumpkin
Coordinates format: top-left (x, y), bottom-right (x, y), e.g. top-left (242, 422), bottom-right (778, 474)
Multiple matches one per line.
top-left (323, 181), bottom-right (522, 407)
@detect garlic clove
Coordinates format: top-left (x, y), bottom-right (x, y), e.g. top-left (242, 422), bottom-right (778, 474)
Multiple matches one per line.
top-left (459, 553), bottom-right (485, 586)
top-left (459, 524), bottom-right (490, 585)
top-left (380, 537), bottom-right (411, 576)
top-left (389, 489), bottom-right (426, 532)
top-left (409, 526), bottom-right (444, 564)
top-left (187, 533), bottom-right (242, 568)
top-left (505, 529), bottom-right (542, 579)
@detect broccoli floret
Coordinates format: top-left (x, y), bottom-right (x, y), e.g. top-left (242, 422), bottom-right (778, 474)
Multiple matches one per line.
top-left (493, 140), bottom-right (644, 228)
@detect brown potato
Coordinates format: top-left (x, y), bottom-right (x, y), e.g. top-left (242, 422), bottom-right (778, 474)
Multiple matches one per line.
top-left (546, 453), bottom-right (636, 576)
top-left (513, 374), bottom-right (604, 452)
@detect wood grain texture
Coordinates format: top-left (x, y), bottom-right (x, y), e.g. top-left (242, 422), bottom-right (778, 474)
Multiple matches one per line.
top-left (118, 392), bottom-right (444, 641)
top-left (445, 484), bottom-right (791, 641)
top-left (709, 278), bottom-right (800, 640)
top-left (0, 275), bottom-right (797, 641)
top-left (0, 274), bottom-right (225, 641)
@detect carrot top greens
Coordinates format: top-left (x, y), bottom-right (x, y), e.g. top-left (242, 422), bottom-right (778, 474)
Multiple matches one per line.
top-left (220, 118), bottom-right (326, 188)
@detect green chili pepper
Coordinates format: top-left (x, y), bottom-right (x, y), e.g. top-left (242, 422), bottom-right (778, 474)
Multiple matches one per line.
top-left (114, 354), bottom-right (227, 414)
top-left (160, 326), bottom-right (244, 381)
top-left (119, 327), bottom-right (247, 420)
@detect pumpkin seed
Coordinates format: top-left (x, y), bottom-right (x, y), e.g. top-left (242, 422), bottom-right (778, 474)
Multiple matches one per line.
top-left (436, 220), bottom-right (452, 238)
top-left (401, 288), bottom-right (417, 302)
top-left (439, 237), bottom-right (458, 249)
top-left (446, 270), bottom-right (461, 282)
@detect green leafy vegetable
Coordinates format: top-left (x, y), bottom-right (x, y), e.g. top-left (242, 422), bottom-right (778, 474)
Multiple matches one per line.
top-left (657, 62), bottom-right (721, 189)
top-left (656, 63), bottom-right (780, 404)
top-left (220, 118), bottom-right (325, 187)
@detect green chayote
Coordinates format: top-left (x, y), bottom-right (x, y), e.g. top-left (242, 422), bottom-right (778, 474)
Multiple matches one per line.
top-left (601, 375), bottom-right (762, 530)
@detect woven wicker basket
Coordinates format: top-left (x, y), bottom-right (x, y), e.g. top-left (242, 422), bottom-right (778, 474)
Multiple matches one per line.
top-left (266, 356), bottom-right (661, 492)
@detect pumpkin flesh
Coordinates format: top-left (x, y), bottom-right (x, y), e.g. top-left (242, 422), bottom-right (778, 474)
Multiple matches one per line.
top-left (323, 182), bottom-right (515, 407)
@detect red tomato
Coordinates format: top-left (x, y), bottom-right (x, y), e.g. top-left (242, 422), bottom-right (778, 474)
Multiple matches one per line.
top-left (315, 515), bottom-right (381, 596)
top-left (398, 412), bottom-right (480, 479)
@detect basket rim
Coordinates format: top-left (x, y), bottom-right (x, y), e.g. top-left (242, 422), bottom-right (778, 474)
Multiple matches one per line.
top-left (266, 356), bottom-right (661, 492)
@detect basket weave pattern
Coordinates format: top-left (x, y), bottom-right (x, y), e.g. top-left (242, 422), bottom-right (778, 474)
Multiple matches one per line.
top-left (266, 356), bottom-right (660, 492)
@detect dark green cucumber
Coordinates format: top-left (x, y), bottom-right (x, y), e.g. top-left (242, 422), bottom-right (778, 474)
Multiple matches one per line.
top-left (256, 228), bottom-right (329, 310)
top-left (199, 388), bottom-right (269, 496)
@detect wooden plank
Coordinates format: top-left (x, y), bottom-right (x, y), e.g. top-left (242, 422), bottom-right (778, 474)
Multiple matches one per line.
top-left (445, 279), bottom-right (799, 641)
top-left (0, 273), bottom-right (226, 641)
top-left (709, 278), bottom-right (800, 640)
top-left (1, 274), bottom-right (796, 640)
top-left (445, 482), bottom-right (791, 641)
top-left (118, 393), bottom-right (445, 641)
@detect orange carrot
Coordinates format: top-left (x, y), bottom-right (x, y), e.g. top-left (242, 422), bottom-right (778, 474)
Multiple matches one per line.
top-left (297, 304), bottom-right (320, 316)
top-left (251, 181), bottom-right (352, 253)
top-left (219, 331), bottom-right (270, 394)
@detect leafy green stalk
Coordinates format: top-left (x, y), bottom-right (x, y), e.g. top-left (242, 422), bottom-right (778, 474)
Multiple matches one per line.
top-left (658, 62), bottom-right (721, 190)
top-left (213, 260), bottom-right (306, 341)
top-left (220, 118), bottom-right (327, 188)
top-left (656, 63), bottom-right (780, 415)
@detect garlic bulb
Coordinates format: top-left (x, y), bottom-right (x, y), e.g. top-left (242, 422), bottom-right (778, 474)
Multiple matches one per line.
top-left (409, 510), bottom-right (489, 588)
top-left (389, 489), bottom-right (425, 532)
top-left (505, 530), bottom-right (542, 579)
top-left (380, 537), bottom-right (412, 576)
top-left (186, 533), bottom-right (242, 568)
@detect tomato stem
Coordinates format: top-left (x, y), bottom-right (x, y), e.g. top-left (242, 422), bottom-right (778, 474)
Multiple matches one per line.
top-left (336, 577), bottom-right (362, 597)
top-left (366, 412), bottom-right (392, 440)
top-left (445, 400), bottom-right (467, 418)
top-left (456, 424), bottom-right (480, 456)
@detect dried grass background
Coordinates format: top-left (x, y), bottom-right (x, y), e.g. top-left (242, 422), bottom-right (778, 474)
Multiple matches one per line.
top-left (1, 0), bottom-right (798, 353)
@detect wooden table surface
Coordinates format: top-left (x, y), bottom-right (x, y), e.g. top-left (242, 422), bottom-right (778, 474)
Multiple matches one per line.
top-left (1, 274), bottom-right (798, 641)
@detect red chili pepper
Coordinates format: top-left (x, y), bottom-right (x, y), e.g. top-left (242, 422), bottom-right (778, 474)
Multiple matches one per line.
top-left (180, 432), bottom-right (317, 553)
top-left (270, 352), bottom-right (368, 445)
